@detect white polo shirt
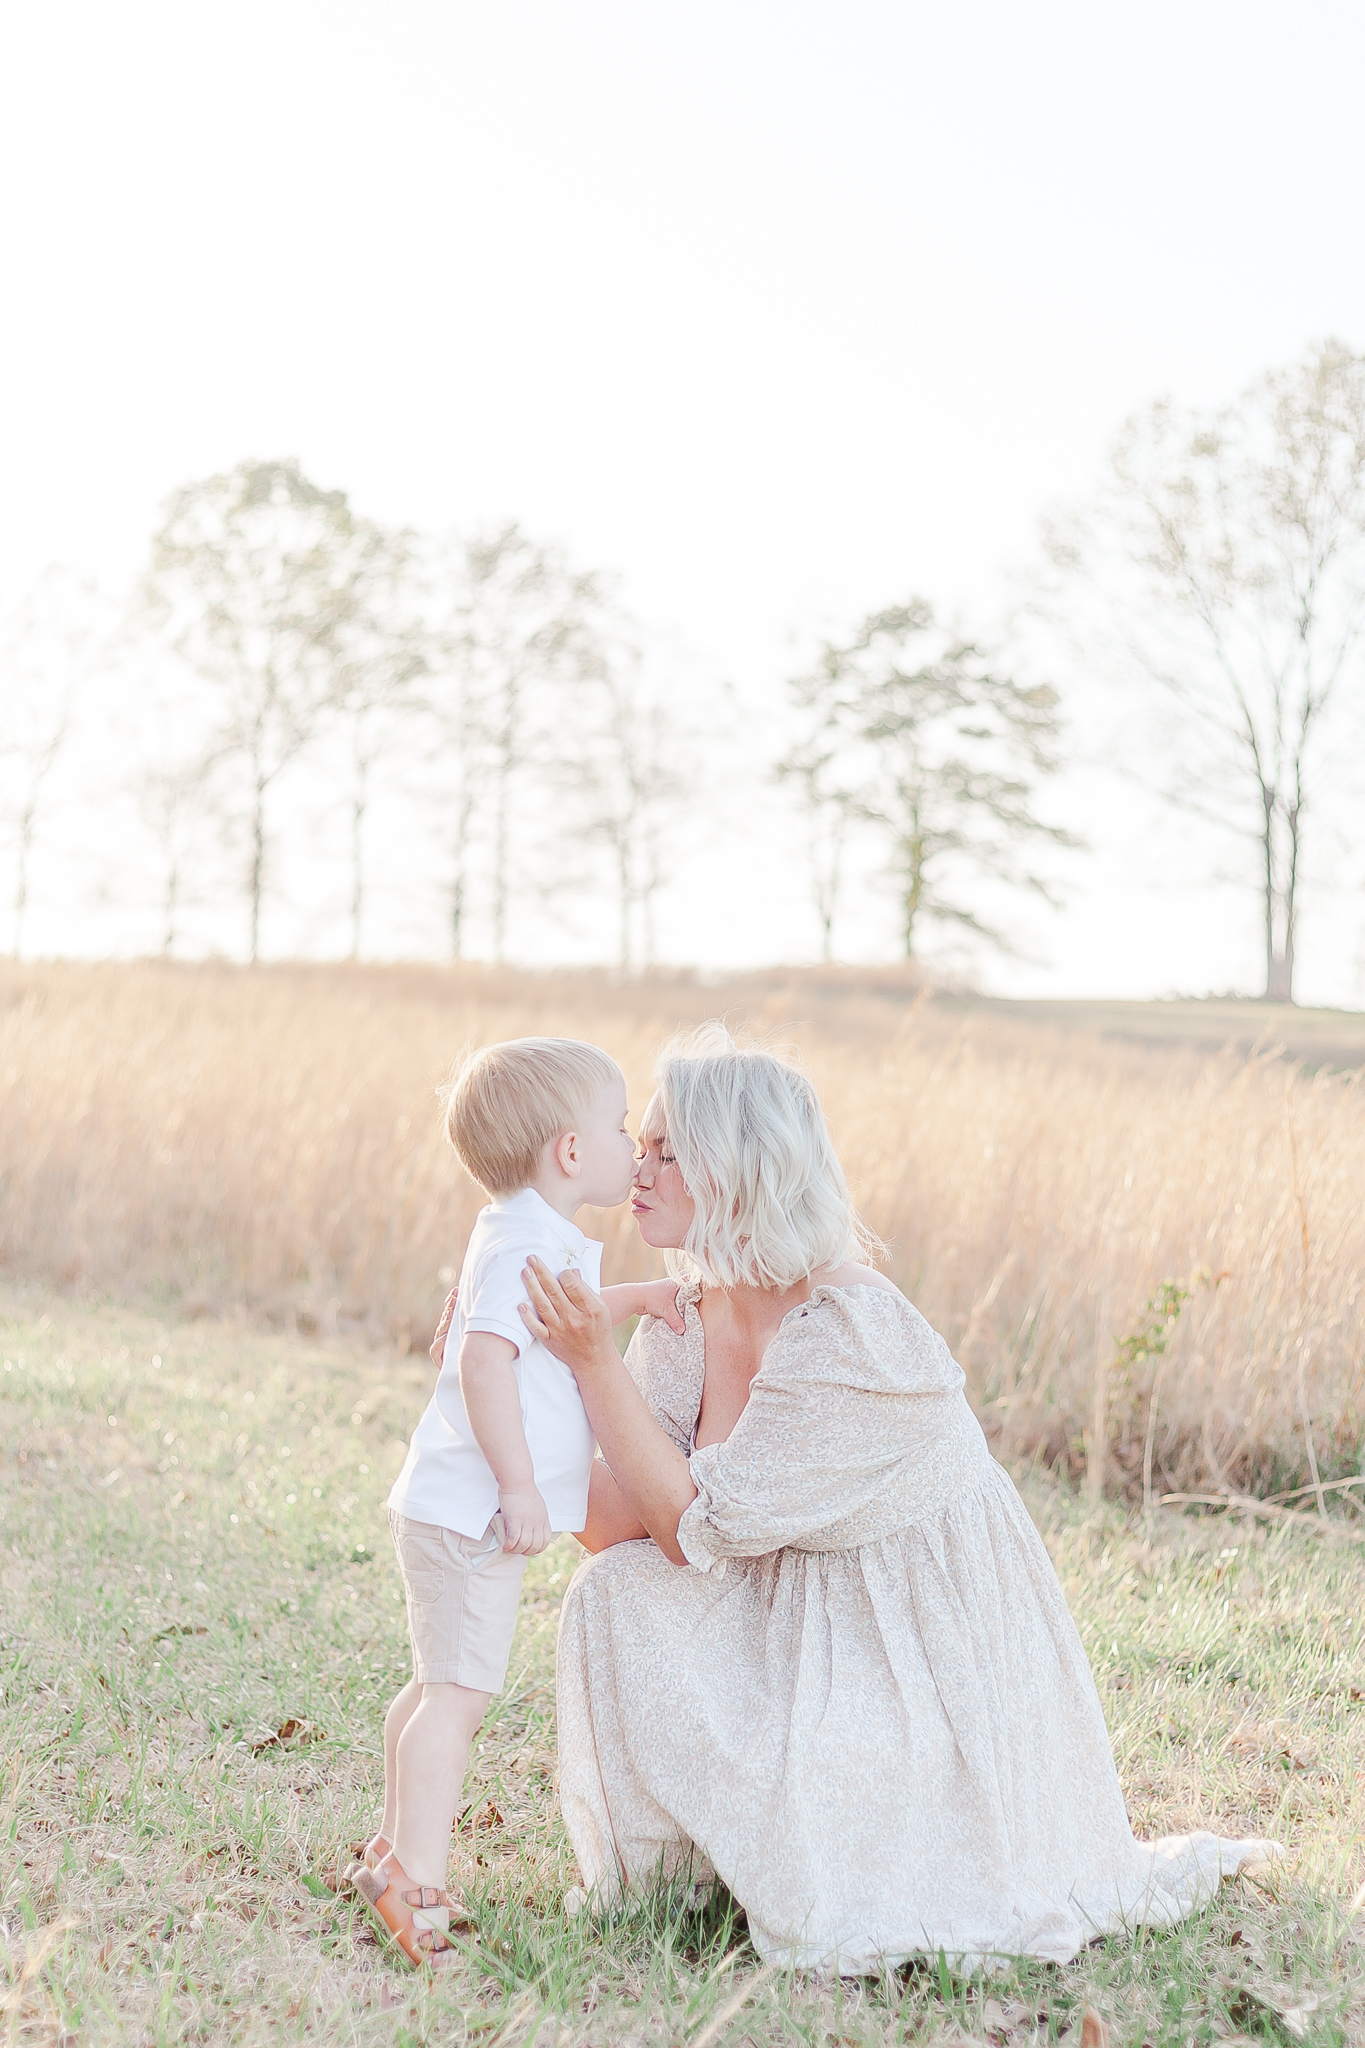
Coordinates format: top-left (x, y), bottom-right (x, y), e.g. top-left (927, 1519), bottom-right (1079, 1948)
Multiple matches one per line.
top-left (388, 1188), bottom-right (600, 1539)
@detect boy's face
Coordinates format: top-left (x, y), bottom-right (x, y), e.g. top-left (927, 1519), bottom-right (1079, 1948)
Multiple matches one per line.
top-left (568, 1078), bottom-right (638, 1209)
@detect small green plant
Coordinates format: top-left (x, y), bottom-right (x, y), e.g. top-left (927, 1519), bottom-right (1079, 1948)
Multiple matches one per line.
top-left (1106, 1268), bottom-right (1221, 1507)
top-left (1115, 1275), bottom-right (1198, 1380)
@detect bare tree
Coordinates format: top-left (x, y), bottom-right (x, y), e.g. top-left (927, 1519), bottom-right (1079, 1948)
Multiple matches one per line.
top-left (129, 744), bottom-right (223, 956)
top-left (0, 568), bottom-right (100, 958)
top-left (775, 731), bottom-right (850, 961)
top-left (421, 533), bottom-right (490, 961)
top-left (559, 636), bottom-right (693, 971)
top-left (143, 459), bottom-right (366, 960)
top-left (1045, 339), bottom-right (1365, 1002)
top-left (782, 599), bottom-right (1072, 960)
top-left (331, 523), bottom-right (426, 958)
top-left (425, 524), bottom-right (613, 961)
top-left (473, 526), bottom-right (611, 961)
top-left (109, 618), bottom-right (231, 958)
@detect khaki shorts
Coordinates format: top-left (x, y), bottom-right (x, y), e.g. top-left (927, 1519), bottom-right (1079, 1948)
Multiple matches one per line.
top-left (388, 1509), bottom-right (527, 1693)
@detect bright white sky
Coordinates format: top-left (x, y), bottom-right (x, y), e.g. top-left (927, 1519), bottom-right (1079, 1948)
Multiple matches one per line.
top-left (3, 2), bottom-right (1365, 1001)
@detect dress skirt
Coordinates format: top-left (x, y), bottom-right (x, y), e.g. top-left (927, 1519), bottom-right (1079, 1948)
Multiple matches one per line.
top-left (556, 1284), bottom-right (1278, 1972)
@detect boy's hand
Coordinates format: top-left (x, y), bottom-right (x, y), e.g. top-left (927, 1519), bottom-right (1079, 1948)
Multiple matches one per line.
top-left (430, 1286), bottom-right (458, 1367)
top-left (636, 1279), bottom-right (687, 1334)
top-left (498, 1482), bottom-right (551, 1556)
top-left (598, 1281), bottom-right (687, 1333)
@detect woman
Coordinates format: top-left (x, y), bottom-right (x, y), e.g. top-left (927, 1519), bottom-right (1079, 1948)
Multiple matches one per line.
top-left (520, 1028), bottom-right (1278, 1974)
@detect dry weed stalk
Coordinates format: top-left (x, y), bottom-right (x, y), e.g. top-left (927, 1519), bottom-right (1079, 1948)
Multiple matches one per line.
top-left (1, 1917), bottom-right (76, 2048)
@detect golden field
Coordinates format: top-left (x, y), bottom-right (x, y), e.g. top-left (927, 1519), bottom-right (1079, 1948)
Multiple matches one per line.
top-left (2, 959), bottom-right (1362, 1500)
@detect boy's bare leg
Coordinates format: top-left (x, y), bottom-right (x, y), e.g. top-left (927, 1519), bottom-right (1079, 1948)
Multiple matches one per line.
top-left (377, 1677), bottom-right (424, 1848)
top-left (391, 1680), bottom-right (491, 1891)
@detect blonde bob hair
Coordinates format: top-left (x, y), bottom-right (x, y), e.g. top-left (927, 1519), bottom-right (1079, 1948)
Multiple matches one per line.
top-left (653, 1024), bottom-right (880, 1289)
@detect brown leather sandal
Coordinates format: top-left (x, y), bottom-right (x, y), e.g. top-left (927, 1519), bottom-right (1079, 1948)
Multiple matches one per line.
top-left (329, 1823), bottom-right (451, 1891)
top-left (345, 1830), bottom-right (391, 1881)
top-left (352, 1852), bottom-right (474, 1970)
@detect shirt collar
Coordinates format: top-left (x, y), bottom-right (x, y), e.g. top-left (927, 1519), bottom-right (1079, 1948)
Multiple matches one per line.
top-left (492, 1185), bottom-right (589, 1254)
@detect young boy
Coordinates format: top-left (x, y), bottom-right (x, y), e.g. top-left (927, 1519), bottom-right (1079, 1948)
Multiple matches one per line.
top-left (353, 1036), bottom-right (680, 1970)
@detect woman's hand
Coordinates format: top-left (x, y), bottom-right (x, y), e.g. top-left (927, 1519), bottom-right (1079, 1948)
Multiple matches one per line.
top-left (519, 1257), bottom-right (618, 1380)
top-left (523, 1254), bottom-right (698, 1566)
top-left (429, 1285), bottom-right (458, 1366)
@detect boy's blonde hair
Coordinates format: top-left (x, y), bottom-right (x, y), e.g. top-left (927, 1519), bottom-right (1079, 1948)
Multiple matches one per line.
top-left (445, 1037), bottom-right (624, 1196)
top-left (653, 1022), bottom-right (881, 1289)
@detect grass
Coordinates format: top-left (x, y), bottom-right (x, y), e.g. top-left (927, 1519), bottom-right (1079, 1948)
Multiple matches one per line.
top-left (928, 994), bottom-right (1365, 1073)
top-left (3, 1288), bottom-right (1364, 2047)
top-left (1, 960), bottom-right (1364, 1499)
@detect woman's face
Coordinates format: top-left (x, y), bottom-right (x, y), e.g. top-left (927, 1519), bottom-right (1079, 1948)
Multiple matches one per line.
top-left (630, 1094), bottom-right (695, 1250)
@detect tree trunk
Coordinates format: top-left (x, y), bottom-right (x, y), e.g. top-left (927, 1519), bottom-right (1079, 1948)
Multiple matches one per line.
top-left (1260, 786), bottom-right (1299, 1002)
top-left (162, 857), bottom-right (179, 958)
top-left (349, 745), bottom-right (368, 961)
top-left (1261, 783), bottom-right (1277, 998)
top-left (810, 806), bottom-right (844, 964)
top-left (642, 881), bottom-right (657, 968)
top-left (900, 835), bottom-right (924, 958)
top-left (449, 779), bottom-right (474, 962)
top-left (489, 682), bottom-right (518, 964)
top-left (492, 770), bottom-right (509, 963)
top-left (613, 830), bottom-right (633, 975)
top-left (249, 777), bottom-right (266, 964)
top-left (1280, 797), bottom-right (1300, 1003)
top-left (13, 802), bottom-right (35, 961)
top-left (450, 873), bottom-right (464, 960)
top-left (896, 823), bottom-right (929, 958)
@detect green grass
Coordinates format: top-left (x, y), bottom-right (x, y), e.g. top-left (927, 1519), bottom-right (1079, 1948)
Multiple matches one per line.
top-left (2, 1289), bottom-right (1363, 2047)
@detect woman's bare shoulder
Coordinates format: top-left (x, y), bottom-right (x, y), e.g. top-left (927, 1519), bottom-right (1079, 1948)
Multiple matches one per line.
top-left (814, 1260), bottom-right (902, 1295)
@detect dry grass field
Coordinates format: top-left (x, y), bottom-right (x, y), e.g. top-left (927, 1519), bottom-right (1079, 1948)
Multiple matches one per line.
top-left (3, 1290), bottom-right (1364, 2048)
top-left (3, 967), bottom-right (1365, 2046)
top-left (1, 960), bottom-right (1362, 1500)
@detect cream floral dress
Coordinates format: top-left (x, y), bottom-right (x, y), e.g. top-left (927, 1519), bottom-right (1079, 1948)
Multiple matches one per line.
top-left (555, 1283), bottom-right (1279, 1974)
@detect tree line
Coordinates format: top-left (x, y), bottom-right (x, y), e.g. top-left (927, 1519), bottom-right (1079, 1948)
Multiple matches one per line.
top-left (3, 472), bottom-right (691, 972)
top-left (139, 466), bottom-right (692, 971)
top-left (3, 339), bottom-right (1364, 998)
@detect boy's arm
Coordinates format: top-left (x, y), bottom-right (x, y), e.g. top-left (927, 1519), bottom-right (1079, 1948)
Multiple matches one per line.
top-left (599, 1280), bottom-right (687, 1334)
top-left (458, 1331), bottom-right (549, 1555)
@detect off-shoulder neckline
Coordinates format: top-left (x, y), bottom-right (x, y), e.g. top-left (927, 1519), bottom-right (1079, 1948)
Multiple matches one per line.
top-left (675, 1278), bottom-right (902, 1315)
top-left (671, 1281), bottom-right (910, 1452)
top-left (666, 1280), bottom-right (906, 1370)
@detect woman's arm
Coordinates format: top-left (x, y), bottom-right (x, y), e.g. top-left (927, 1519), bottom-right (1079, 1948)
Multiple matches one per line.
top-left (573, 1459), bottom-right (648, 1552)
top-left (520, 1257), bottom-right (697, 1567)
